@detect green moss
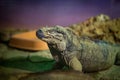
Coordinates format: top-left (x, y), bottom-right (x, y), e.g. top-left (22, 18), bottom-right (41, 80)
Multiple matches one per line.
top-left (0, 59), bottom-right (55, 72)
top-left (28, 55), bottom-right (53, 62)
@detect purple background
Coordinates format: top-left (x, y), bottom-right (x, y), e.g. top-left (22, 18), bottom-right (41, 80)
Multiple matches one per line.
top-left (0, 0), bottom-right (120, 29)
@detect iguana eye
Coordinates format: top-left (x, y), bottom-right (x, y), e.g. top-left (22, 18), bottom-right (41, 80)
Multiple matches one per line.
top-left (45, 30), bottom-right (51, 35)
top-left (50, 30), bottom-right (58, 34)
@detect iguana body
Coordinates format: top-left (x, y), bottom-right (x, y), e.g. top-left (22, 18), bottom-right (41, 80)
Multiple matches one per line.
top-left (36, 26), bottom-right (120, 72)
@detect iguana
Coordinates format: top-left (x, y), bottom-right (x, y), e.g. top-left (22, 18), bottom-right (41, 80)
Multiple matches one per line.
top-left (36, 26), bottom-right (120, 72)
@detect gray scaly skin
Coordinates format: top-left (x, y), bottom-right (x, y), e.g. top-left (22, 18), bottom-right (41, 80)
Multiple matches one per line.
top-left (36, 26), bottom-right (120, 72)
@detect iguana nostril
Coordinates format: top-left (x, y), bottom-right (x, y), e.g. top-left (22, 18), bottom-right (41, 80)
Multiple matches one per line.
top-left (36, 29), bottom-right (44, 38)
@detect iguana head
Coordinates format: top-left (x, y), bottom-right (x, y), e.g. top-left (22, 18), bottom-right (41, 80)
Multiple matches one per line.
top-left (36, 26), bottom-right (70, 51)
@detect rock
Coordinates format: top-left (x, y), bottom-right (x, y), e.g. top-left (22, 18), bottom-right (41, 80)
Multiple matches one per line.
top-left (2, 49), bottom-right (29, 60)
top-left (2, 48), bottom-right (53, 62)
top-left (89, 65), bottom-right (120, 80)
top-left (20, 70), bottom-right (94, 80)
top-left (0, 44), bottom-right (52, 62)
top-left (69, 14), bottom-right (120, 44)
top-left (92, 14), bottom-right (110, 22)
top-left (0, 43), bottom-right (7, 59)
top-left (0, 66), bottom-right (31, 74)
top-left (0, 69), bottom-right (28, 80)
top-left (1, 65), bottom-right (120, 80)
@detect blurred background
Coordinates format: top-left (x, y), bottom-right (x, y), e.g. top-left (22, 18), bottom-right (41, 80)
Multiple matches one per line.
top-left (0, 0), bottom-right (120, 29)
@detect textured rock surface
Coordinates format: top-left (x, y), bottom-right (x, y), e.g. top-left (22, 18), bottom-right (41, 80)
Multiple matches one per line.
top-left (20, 70), bottom-right (94, 80)
top-left (1, 66), bottom-right (120, 80)
top-left (69, 14), bottom-right (120, 44)
top-left (4, 65), bottom-right (119, 80)
top-left (89, 65), bottom-right (120, 80)
top-left (0, 43), bottom-right (53, 61)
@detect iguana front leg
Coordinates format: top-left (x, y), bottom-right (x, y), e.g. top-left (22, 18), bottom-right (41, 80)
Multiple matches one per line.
top-left (52, 62), bottom-right (64, 70)
top-left (69, 56), bottom-right (82, 72)
top-left (52, 55), bottom-right (64, 70)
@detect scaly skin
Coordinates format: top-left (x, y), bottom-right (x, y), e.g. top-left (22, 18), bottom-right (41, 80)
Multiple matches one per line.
top-left (36, 26), bottom-right (120, 72)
